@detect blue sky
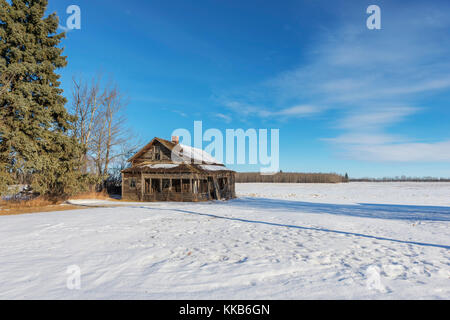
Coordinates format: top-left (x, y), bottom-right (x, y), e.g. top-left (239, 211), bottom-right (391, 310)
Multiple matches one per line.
top-left (47, 0), bottom-right (450, 177)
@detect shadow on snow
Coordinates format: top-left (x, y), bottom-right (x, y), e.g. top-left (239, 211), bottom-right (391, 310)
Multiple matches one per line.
top-left (228, 197), bottom-right (450, 222)
top-left (135, 197), bottom-right (450, 250)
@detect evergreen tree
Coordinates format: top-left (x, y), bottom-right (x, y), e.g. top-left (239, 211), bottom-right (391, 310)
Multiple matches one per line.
top-left (0, 0), bottom-right (86, 197)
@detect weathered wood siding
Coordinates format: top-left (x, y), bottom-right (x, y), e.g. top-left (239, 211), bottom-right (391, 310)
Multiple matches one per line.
top-left (132, 140), bottom-right (173, 166)
top-left (122, 173), bottom-right (142, 201)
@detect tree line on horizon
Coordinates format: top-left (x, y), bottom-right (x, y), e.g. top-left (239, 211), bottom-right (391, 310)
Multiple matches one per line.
top-left (235, 172), bottom-right (348, 183)
top-left (350, 177), bottom-right (450, 182)
top-left (235, 172), bottom-right (450, 183)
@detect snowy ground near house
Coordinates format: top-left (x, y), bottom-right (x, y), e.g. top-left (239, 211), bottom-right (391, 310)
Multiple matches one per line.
top-left (0, 182), bottom-right (449, 299)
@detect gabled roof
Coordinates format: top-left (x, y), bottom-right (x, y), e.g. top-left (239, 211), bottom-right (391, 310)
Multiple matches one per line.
top-left (127, 137), bottom-right (222, 165)
top-left (127, 137), bottom-right (174, 163)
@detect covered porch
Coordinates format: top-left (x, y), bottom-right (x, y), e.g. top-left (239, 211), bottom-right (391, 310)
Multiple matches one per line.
top-left (122, 169), bottom-right (235, 202)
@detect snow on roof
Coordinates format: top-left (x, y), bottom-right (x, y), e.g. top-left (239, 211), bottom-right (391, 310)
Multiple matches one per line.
top-left (143, 164), bottom-right (180, 169)
top-left (128, 137), bottom-right (224, 165)
top-left (199, 165), bottom-right (232, 172)
top-left (174, 144), bottom-right (222, 165)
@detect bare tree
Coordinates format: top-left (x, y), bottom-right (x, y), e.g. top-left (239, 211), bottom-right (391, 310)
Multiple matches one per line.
top-left (71, 74), bottom-right (136, 190)
top-left (102, 86), bottom-right (127, 177)
top-left (70, 74), bottom-right (105, 172)
top-left (105, 140), bottom-right (141, 194)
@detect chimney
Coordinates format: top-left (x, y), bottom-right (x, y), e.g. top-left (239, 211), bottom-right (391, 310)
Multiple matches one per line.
top-left (171, 136), bottom-right (179, 144)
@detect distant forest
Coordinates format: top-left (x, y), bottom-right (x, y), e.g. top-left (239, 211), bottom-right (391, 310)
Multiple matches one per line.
top-left (349, 177), bottom-right (450, 182)
top-left (235, 173), bottom-right (450, 183)
top-left (235, 172), bottom-right (348, 183)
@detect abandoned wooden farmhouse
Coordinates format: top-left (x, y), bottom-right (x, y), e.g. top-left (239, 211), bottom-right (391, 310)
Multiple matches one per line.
top-left (121, 137), bottom-right (236, 202)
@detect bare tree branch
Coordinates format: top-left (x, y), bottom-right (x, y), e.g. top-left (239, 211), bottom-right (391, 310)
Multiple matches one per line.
top-left (71, 73), bottom-right (133, 190)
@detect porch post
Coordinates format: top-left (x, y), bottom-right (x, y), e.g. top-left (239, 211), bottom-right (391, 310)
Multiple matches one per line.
top-left (141, 173), bottom-right (144, 201)
top-left (121, 173), bottom-right (124, 199)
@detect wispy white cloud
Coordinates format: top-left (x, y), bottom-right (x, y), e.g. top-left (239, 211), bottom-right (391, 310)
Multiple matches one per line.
top-left (342, 141), bottom-right (450, 163)
top-left (322, 133), bottom-right (403, 145)
top-left (224, 101), bottom-right (321, 119)
top-left (267, 2), bottom-right (450, 108)
top-left (275, 105), bottom-right (320, 117)
top-left (337, 107), bottom-right (419, 130)
top-left (270, 3), bottom-right (450, 162)
top-left (325, 132), bottom-right (450, 163)
top-left (214, 113), bottom-right (232, 123)
top-left (216, 2), bottom-right (450, 163)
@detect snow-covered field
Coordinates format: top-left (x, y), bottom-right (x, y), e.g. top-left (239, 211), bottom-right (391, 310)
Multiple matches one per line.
top-left (0, 182), bottom-right (449, 299)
